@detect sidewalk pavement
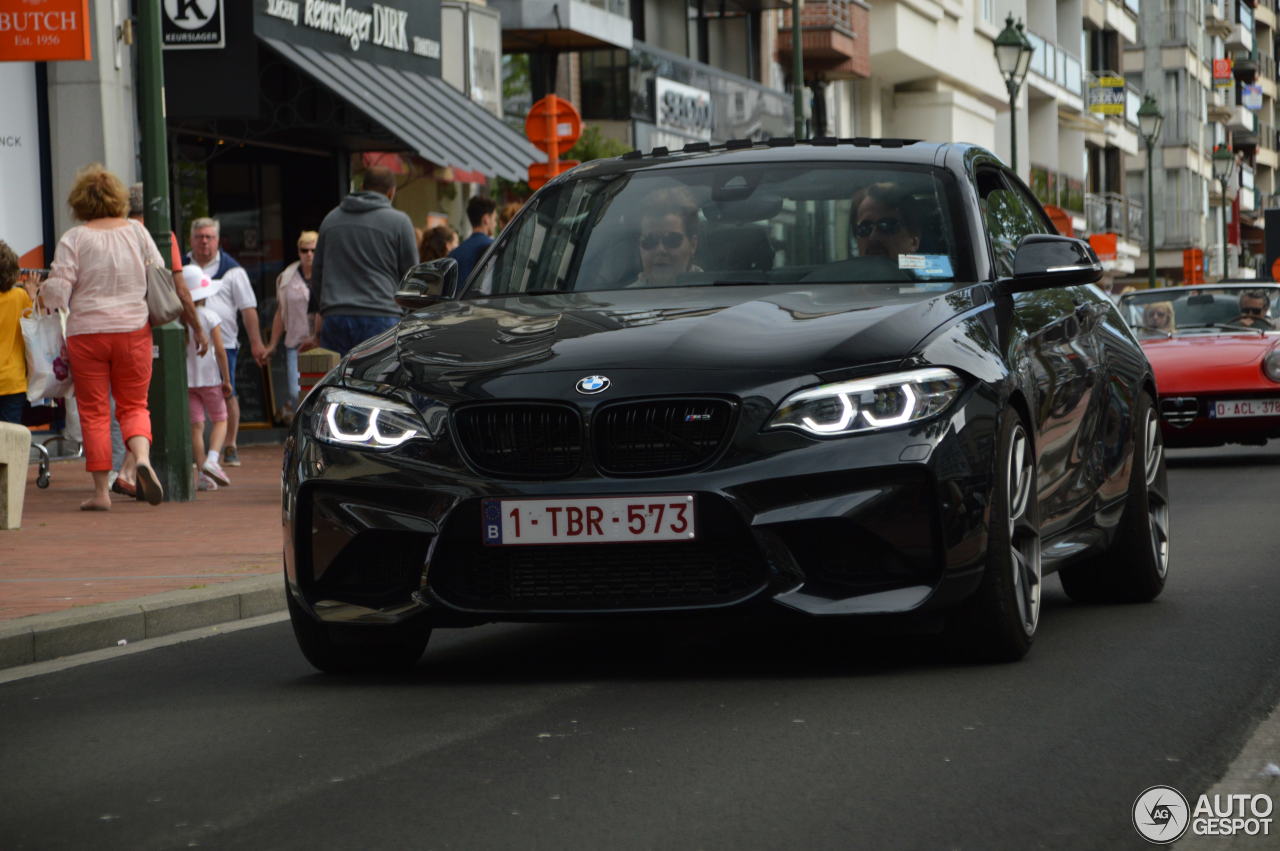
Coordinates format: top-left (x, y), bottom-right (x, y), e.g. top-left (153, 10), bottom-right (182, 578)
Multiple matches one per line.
top-left (0, 442), bottom-right (286, 670)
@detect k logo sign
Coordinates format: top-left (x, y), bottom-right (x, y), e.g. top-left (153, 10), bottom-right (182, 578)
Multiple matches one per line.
top-left (162, 0), bottom-right (224, 49)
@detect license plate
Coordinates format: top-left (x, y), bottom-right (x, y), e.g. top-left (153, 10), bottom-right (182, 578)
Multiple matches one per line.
top-left (1209, 398), bottom-right (1280, 419)
top-left (482, 495), bottom-right (696, 545)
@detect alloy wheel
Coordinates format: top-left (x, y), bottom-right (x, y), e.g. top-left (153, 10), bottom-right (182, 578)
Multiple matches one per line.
top-left (1007, 423), bottom-right (1041, 636)
top-left (1143, 408), bottom-right (1170, 579)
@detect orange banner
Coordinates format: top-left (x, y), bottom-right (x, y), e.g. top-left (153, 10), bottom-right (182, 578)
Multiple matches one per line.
top-left (0, 1), bottom-right (92, 62)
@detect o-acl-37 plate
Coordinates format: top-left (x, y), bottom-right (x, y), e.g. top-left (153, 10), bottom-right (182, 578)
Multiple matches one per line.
top-left (482, 496), bottom-right (696, 545)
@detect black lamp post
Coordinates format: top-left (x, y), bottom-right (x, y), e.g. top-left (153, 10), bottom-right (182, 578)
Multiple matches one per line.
top-left (994, 14), bottom-right (1034, 174)
top-left (1212, 145), bottom-right (1236, 280)
top-left (1137, 94), bottom-right (1163, 288)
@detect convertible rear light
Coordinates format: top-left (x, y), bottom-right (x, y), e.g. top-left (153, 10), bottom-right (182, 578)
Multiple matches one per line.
top-left (1160, 397), bottom-right (1198, 428)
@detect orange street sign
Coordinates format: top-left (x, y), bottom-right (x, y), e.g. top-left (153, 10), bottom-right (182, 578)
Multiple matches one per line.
top-left (525, 95), bottom-right (582, 190)
top-left (1270, 256), bottom-right (1280, 282)
top-left (0, 1), bottom-right (92, 62)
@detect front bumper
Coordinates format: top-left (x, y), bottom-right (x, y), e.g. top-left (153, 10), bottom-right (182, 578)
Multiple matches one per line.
top-left (1159, 392), bottom-right (1280, 447)
top-left (283, 391), bottom-right (1001, 626)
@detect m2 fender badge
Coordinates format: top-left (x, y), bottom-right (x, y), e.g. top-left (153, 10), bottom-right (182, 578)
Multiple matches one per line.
top-left (576, 375), bottom-right (611, 394)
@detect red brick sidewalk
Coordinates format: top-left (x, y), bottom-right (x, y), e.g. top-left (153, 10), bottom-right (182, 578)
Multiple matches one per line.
top-left (0, 444), bottom-right (282, 621)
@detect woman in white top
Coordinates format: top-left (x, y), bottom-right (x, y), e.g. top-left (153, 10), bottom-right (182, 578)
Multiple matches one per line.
top-left (263, 231), bottom-right (317, 417)
top-left (38, 164), bottom-right (165, 510)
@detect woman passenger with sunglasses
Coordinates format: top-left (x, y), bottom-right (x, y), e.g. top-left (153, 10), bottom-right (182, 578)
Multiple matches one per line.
top-left (630, 187), bottom-right (702, 287)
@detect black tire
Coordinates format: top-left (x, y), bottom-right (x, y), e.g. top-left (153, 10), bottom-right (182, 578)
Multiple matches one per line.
top-left (950, 411), bottom-right (1042, 662)
top-left (1059, 391), bottom-right (1169, 603)
top-left (287, 592), bottom-right (431, 675)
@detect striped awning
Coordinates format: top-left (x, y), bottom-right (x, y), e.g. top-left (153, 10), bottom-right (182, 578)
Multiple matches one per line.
top-left (260, 37), bottom-right (544, 183)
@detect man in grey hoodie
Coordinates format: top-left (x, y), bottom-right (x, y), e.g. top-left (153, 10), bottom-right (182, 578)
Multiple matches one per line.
top-left (306, 166), bottom-right (418, 355)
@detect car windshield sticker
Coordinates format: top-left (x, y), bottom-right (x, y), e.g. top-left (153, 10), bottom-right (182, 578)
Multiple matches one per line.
top-left (898, 254), bottom-right (954, 279)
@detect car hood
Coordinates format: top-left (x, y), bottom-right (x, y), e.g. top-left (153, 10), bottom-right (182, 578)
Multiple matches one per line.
top-left (383, 286), bottom-right (972, 383)
top-left (1141, 334), bottom-right (1277, 369)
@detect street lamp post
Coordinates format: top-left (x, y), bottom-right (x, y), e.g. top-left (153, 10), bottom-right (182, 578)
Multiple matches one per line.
top-left (1213, 145), bottom-right (1237, 281)
top-left (994, 14), bottom-right (1034, 175)
top-left (1137, 95), bottom-right (1164, 288)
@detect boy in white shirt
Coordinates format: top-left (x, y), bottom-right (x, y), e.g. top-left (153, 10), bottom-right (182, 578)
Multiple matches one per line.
top-left (183, 265), bottom-right (234, 491)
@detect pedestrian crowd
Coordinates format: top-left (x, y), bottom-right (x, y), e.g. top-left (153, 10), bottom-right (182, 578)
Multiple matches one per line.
top-left (1, 162), bottom-right (521, 509)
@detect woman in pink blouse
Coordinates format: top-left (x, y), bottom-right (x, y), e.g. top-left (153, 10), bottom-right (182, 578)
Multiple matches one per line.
top-left (40, 164), bottom-right (165, 510)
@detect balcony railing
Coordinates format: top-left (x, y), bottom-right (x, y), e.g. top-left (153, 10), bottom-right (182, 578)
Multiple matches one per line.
top-left (1162, 209), bottom-right (1204, 248)
top-left (1085, 191), bottom-right (1145, 245)
top-left (1166, 109), bottom-right (1207, 150)
top-left (781, 0), bottom-right (855, 33)
top-left (1026, 32), bottom-right (1083, 97)
top-left (1164, 11), bottom-right (1207, 54)
top-left (1029, 164), bottom-right (1085, 217)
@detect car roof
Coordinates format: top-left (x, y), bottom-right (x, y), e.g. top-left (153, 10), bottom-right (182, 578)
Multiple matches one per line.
top-left (557, 139), bottom-right (989, 182)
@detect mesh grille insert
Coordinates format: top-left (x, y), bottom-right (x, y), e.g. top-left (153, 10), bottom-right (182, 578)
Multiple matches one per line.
top-left (594, 398), bottom-right (734, 474)
top-left (454, 404), bottom-right (583, 478)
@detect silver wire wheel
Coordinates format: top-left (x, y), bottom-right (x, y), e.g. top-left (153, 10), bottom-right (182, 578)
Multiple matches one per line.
top-left (1006, 422), bottom-right (1042, 637)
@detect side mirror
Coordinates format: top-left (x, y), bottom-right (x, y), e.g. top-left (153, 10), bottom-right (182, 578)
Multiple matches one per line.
top-left (997, 234), bottom-right (1104, 294)
top-left (395, 258), bottom-right (459, 310)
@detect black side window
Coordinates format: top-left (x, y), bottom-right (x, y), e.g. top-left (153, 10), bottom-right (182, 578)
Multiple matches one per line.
top-left (977, 167), bottom-right (1048, 277)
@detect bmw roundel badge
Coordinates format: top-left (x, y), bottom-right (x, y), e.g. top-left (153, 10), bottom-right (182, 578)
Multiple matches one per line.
top-left (576, 375), bottom-right (611, 394)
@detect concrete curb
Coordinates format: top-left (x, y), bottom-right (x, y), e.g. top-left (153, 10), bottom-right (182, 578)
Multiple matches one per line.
top-left (0, 574), bottom-right (285, 670)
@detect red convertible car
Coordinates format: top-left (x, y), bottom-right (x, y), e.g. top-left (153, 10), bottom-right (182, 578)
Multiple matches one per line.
top-left (1118, 283), bottom-right (1280, 447)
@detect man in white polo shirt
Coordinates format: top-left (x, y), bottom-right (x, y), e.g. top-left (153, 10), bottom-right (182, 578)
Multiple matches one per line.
top-left (184, 217), bottom-right (267, 466)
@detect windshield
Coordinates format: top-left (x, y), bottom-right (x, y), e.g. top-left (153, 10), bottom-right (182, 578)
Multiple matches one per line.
top-left (467, 162), bottom-right (973, 297)
top-left (1118, 287), bottom-right (1280, 336)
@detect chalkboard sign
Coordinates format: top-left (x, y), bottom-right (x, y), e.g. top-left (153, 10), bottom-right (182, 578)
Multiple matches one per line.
top-left (234, 349), bottom-right (270, 425)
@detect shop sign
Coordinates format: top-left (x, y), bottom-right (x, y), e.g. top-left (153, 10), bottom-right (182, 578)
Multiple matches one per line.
top-left (1243, 83), bottom-right (1264, 111)
top-left (163, 0), bottom-right (225, 49)
top-left (1213, 58), bottom-right (1234, 87)
top-left (261, 0), bottom-right (440, 59)
top-left (656, 78), bottom-right (713, 141)
top-left (1087, 75), bottom-right (1125, 115)
top-left (0, 0), bottom-right (91, 62)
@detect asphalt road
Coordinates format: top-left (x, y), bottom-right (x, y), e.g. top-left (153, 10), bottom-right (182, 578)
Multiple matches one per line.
top-left (3, 444), bottom-right (1280, 850)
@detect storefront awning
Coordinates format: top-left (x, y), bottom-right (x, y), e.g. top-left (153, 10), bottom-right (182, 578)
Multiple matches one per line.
top-left (261, 37), bottom-right (544, 183)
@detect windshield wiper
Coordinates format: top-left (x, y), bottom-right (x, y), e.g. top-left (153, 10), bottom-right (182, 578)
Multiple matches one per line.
top-left (711, 279), bottom-right (773, 286)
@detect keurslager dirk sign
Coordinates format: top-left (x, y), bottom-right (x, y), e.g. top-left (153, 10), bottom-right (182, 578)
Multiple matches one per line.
top-left (264, 0), bottom-right (440, 58)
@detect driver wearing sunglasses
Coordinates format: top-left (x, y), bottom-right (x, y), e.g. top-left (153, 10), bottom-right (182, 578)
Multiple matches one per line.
top-left (631, 187), bottom-right (701, 287)
top-left (853, 182), bottom-right (922, 262)
top-left (1233, 290), bottom-right (1275, 329)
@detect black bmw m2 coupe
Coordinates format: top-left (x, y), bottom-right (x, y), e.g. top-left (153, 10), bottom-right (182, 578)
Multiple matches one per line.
top-left (283, 139), bottom-right (1169, 672)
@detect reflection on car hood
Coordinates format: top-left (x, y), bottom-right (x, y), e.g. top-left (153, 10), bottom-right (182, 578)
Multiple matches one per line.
top-left (388, 286), bottom-right (971, 381)
top-left (1140, 334), bottom-right (1276, 369)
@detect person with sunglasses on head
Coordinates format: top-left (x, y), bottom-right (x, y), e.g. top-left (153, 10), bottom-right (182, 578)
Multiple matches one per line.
top-left (263, 230), bottom-right (319, 419)
top-left (852, 182), bottom-right (922, 263)
top-left (1232, 290), bottom-right (1275, 329)
top-left (629, 187), bottom-right (702, 288)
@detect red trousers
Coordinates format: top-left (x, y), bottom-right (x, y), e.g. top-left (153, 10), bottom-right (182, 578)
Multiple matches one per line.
top-left (67, 326), bottom-right (153, 472)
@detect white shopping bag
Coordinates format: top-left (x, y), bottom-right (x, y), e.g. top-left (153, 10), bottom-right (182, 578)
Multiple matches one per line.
top-left (21, 308), bottom-right (73, 402)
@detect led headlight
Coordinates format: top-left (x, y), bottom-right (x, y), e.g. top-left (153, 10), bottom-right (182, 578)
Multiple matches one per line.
top-left (313, 387), bottom-right (426, 449)
top-left (1264, 348), bottom-right (1280, 383)
top-left (768, 367), bottom-right (964, 436)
